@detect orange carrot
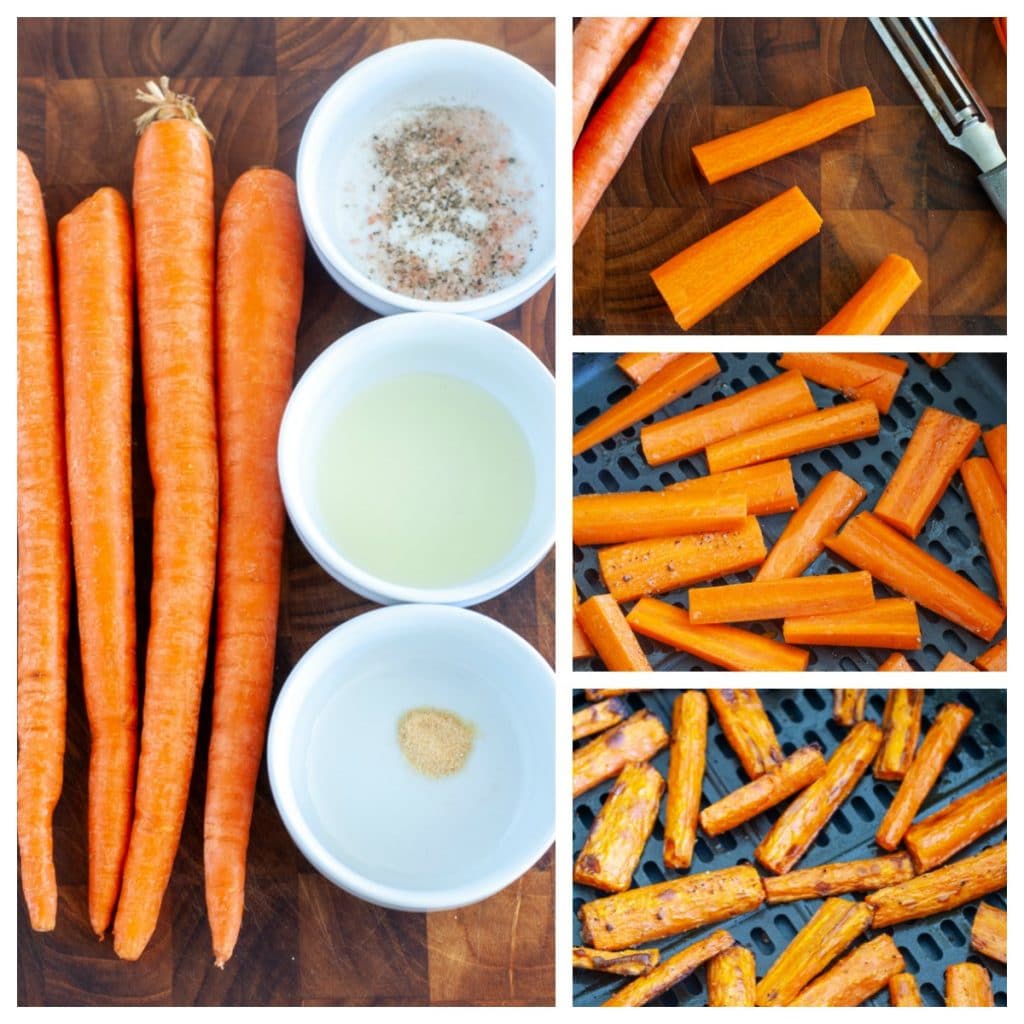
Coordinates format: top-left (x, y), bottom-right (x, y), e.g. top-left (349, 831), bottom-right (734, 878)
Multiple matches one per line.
top-left (663, 691), bottom-right (707, 870)
top-left (641, 370), bottom-right (816, 466)
top-left (705, 400), bottom-right (880, 474)
top-left (573, 352), bottom-right (719, 455)
top-left (983, 423), bottom-right (1006, 489)
top-left (817, 254), bottom-right (922, 334)
top-left (572, 696), bottom-right (629, 741)
top-left (761, 852), bottom-right (915, 904)
top-left (975, 637), bottom-right (1006, 671)
top-left (56, 187), bottom-right (138, 939)
top-left (17, 149), bottom-right (70, 933)
top-left (775, 352), bottom-right (907, 414)
top-left (707, 689), bottom-right (786, 776)
top-left (888, 973), bottom-right (924, 1007)
top-left (945, 962), bottom-right (994, 1007)
top-left (665, 460), bottom-right (798, 515)
top-left (650, 186), bottom-right (823, 331)
top-left (878, 653), bottom-right (914, 671)
top-left (833, 688), bottom-right (866, 725)
top-left (919, 353), bottom-right (954, 368)
top-left (113, 79), bottom-right (219, 962)
top-left (573, 709), bottom-right (669, 798)
top-left (970, 902), bottom-right (1006, 963)
top-left (707, 945), bottom-right (757, 1007)
top-left (874, 688), bottom-right (923, 781)
top-left (572, 581), bottom-right (596, 660)
top-left (935, 651), bottom-right (978, 671)
top-left (573, 18), bottom-right (701, 241)
top-left (788, 934), bottom-right (905, 1007)
top-left (783, 597), bottom-right (921, 650)
top-left (577, 594), bottom-right (652, 671)
top-left (960, 456), bottom-right (1007, 608)
top-left (616, 351), bottom-right (681, 385)
top-left (755, 470), bottom-right (866, 581)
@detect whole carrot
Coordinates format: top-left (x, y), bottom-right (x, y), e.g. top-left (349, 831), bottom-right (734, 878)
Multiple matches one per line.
top-left (113, 78), bottom-right (219, 961)
top-left (17, 149), bottom-right (70, 932)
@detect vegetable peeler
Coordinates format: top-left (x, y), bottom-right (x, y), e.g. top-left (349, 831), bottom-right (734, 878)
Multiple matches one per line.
top-left (871, 16), bottom-right (1007, 220)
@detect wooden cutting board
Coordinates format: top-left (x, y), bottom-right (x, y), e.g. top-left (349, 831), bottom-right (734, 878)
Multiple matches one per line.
top-left (573, 17), bottom-right (1007, 335)
top-left (17, 17), bottom-right (554, 1007)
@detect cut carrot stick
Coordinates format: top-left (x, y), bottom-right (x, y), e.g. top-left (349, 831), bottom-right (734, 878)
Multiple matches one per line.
top-left (572, 17), bottom-right (653, 145)
top-left (970, 902), bottom-right (1006, 963)
top-left (626, 598), bottom-right (810, 672)
top-left (573, 696), bottom-right (629, 741)
top-left (663, 691), bottom-right (706, 870)
top-left (650, 186), bottom-right (823, 331)
top-left (919, 353), bottom-right (954, 368)
top-left (573, 709), bottom-right (669, 798)
top-left (889, 973), bottom-right (924, 1007)
top-left (789, 934), bottom-right (905, 1007)
top-left (762, 852), bottom-right (915, 904)
top-left (707, 689), bottom-right (784, 777)
top-left (961, 456), bottom-right (1007, 607)
top-left (573, 352), bottom-right (719, 455)
top-left (935, 651), bottom-right (978, 671)
top-left (692, 87), bottom-right (875, 184)
top-left (665, 460), bottom-right (798, 515)
top-left (975, 637), bottom-right (1006, 671)
top-left (584, 688), bottom-right (637, 700)
top-left (707, 944), bottom-right (756, 1007)
top-left (705, 399), bottom-right (880, 474)
top-left (878, 653), bottom-right (914, 671)
top-left (598, 516), bottom-right (766, 603)
top-left (577, 594), bottom-right (652, 671)
top-left (574, 17), bottom-right (701, 241)
top-left (874, 688), bottom-right (923, 781)
top-left (56, 187), bottom-right (138, 939)
top-left (17, 150), bottom-right (70, 934)
top-left (776, 352), bottom-right (907, 414)
top-left (783, 598), bottom-right (921, 650)
top-left (817, 254), bottom-right (922, 335)
top-left (113, 79), bottom-right (219, 963)
top-left (616, 351), bottom-right (680, 386)
top-left (572, 945), bottom-right (660, 977)
top-left (573, 489), bottom-right (747, 545)
top-left (825, 512), bottom-right (1005, 641)
top-left (983, 423), bottom-right (1006, 489)
top-left (833, 688), bottom-right (866, 725)
top-left (873, 406), bottom-right (981, 538)
top-left (945, 962), bottom-right (994, 1007)
top-left (572, 581), bottom-right (596, 659)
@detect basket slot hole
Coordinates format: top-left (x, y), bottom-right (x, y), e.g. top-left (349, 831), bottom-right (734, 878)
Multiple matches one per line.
top-left (830, 809), bottom-right (852, 835)
top-left (981, 721), bottom-right (1006, 748)
top-left (899, 945), bottom-right (920, 973)
top-left (715, 830), bottom-right (737, 853)
top-left (838, 656), bottom-right (859, 671)
top-left (946, 525), bottom-right (971, 550)
top-left (801, 462), bottom-right (822, 486)
top-left (932, 370), bottom-right (952, 392)
top-left (940, 919), bottom-right (965, 946)
top-left (880, 449), bottom-right (900, 470)
top-left (575, 404), bottom-right (601, 427)
top-left (616, 456), bottom-right (640, 481)
top-left (580, 448), bottom-right (598, 464)
top-left (804, 689), bottom-right (826, 711)
top-left (942, 629), bottom-right (967, 655)
top-left (577, 481), bottom-right (595, 495)
top-left (780, 697), bottom-right (802, 722)
top-left (583, 567), bottom-right (600, 589)
top-left (911, 382), bottom-right (934, 406)
top-left (774, 914), bottom-right (798, 942)
top-left (659, 472), bottom-right (676, 487)
top-left (694, 837), bottom-right (714, 865)
top-left (751, 927), bottom-right (775, 954)
top-left (927, 539), bottom-right (952, 564)
top-left (682, 973), bottom-right (703, 997)
top-left (821, 449), bottom-right (842, 470)
top-left (920, 982), bottom-right (942, 1006)
top-left (642, 860), bottom-right (664, 884)
top-left (863, 463), bottom-right (886, 489)
top-left (917, 933), bottom-right (943, 961)
top-left (892, 395), bottom-right (915, 419)
top-left (839, 441), bottom-right (861, 460)
top-left (959, 733), bottom-right (984, 762)
top-left (850, 796), bottom-right (873, 823)
top-left (576, 805), bottom-right (595, 830)
top-left (749, 364), bottom-right (768, 384)
top-left (954, 397), bottom-right (978, 419)
top-left (873, 784), bottom-right (894, 811)
top-left (597, 469), bottom-right (619, 492)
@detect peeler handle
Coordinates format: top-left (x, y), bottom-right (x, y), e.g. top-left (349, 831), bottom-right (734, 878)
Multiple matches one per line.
top-left (979, 162), bottom-right (1007, 222)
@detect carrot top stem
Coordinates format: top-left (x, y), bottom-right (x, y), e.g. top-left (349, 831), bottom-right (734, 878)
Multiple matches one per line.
top-left (135, 76), bottom-right (213, 140)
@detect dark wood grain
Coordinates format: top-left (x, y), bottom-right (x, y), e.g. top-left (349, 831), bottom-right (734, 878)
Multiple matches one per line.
top-left (573, 16), bottom-right (1007, 335)
top-left (17, 16), bottom-right (554, 1007)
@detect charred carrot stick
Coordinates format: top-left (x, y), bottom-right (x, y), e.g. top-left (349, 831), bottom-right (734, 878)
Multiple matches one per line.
top-left (833, 688), bottom-right (866, 725)
top-left (699, 745), bottom-right (826, 836)
top-left (755, 720), bottom-right (883, 874)
top-left (665, 459), bottom-right (798, 515)
top-left (707, 689), bottom-right (784, 777)
top-left (983, 423), bottom-right (1007, 489)
top-left (572, 945), bottom-right (660, 977)
top-left (113, 79), bottom-right (219, 962)
top-left (888, 972), bottom-right (924, 1007)
top-left (705, 399), bottom-right (880, 474)
top-left (16, 150), bottom-right (70, 933)
top-left (783, 598), bottom-right (922, 650)
top-left (626, 598), bottom-right (810, 672)
top-left (975, 637), bottom-right (1007, 671)
top-left (961, 456), bottom-right (1007, 608)
top-left (788, 934), bottom-right (905, 1007)
top-left (642, 370), bottom-right (816, 466)
top-left (874, 688), bottom-right (923, 780)
top-left (878, 653), bottom-right (914, 671)
top-left (572, 581), bottom-right (596, 659)
top-left (578, 865), bottom-right (764, 951)
top-left (663, 691), bottom-right (707, 870)
top-left (762, 852), bottom-right (915, 904)
top-left (573, 709), bottom-right (669, 798)
top-left (573, 696), bottom-right (630, 741)
top-left (56, 187), bottom-right (138, 939)
top-left (577, 594), bottom-right (652, 671)
top-left (776, 352), bottom-right (907, 414)
top-left (616, 351), bottom-right (680, 385)
top-left (970, 902), bottom-right (1006, 963)
top-left (817, 254), bottom-right (922, 335)
top-left (825, 512), bottom-right (1005, 641)
top-left (598, 516), bottom-right (766, 603)
top-left (650, 186), bottom-right (823, 331)
top-left (919, 353), bottom-right (954, 368)
top-left (946, 963), bottom-right (994, 1007)
top-left (707, 944), bottom-right (756, 1007)
top-left (584, 688), bottom-right (637, 700)
top-left (574, 18), bottom-right (701, 241)
top-left (935, 651), bottom-right (978, 671)
top-left (692, 87), bottom-right (875, 184)
top-left (572, 352), bottom-right (719, 455)
top-left (574, 761), bottom-right (664, 893)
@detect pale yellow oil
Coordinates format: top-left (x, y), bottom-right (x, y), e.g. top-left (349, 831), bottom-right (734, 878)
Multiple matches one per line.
top-left (316, 372), bottom-right (535, 588)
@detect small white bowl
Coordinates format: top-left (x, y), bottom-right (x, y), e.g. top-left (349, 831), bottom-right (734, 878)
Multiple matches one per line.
top-left (296, 38), bottom-right (555, 319)
top-left (278, 312), bottom-right (554, 607)
top-left (266, 604), bottom-right (554, 911)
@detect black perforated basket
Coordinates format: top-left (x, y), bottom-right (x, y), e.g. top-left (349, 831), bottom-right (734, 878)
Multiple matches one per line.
top-left (572, 688), bottom-right (1007, 1007)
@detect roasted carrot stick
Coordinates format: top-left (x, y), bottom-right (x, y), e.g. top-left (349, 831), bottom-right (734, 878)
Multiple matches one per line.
top-left (707, 689), bottom-right (784, 777)
top-left (572, 945), bottom-right (660, 977)
top-left (577, 594), bottom-right (652, 671)
top-left (626, 598), bottom-right (810, 672)
top-left (665, 459), bottom-right (798, 515)
top-left (573, 696), bottom-right (629, 741)
top-left (641, 370), bottom-right (816, 466)
top-left (57, 187), bottom-right (138, 939)
top-left (572, 352), bottom-right (719, 455)
top-left (650, 186), bottom-right (823, 331)
top-left (788, 934), bottom-right (905, 1007)
top-left (776, 352), bottom-right (907, 414)
top-left (17, 150), bottom-right (70, 934)
top-left (783, 598), bottom-right (921, 650)
top-left (874, 688), bottom-right (923, 780)
top-left (817, 254), bottom-right (922, 335)
top-left (983, 423), bottom-right (1007, 489)
top-left (961, 456), bottom-right (1007, 608)
top-left (945, 962), bottom-right (994, 1006)
top-left (663, 691), bottom-right (706, 870)
top-left (705, 399), bottom-right (880, 474)
top-left (755, 720), bottom-right (882, 874)
top-left (113, 79), bottom-right (219, 963)
top-left (970, 902), bottom-right (1006, 963)
top-left (919, 353), bottom-right (954, 368)
top-left (833, 688), bottom-right (866, 725)
top-left (889, 972), bottom-right (924, 1006)
top-left (692, 87), bottom-right (875, 184)
top-left (616, 351), bottom-right (680, 385)
top-left (573, 709), bottom-right (669, 798)
top-left (935, 651), bottom-right (978, 671)
top-left (878, 652), bottom-right (914, 671)
top-left (707, 944), bottom-right (756, 1007)
top-left (762, 852), bottom-right (915, 903)
top-left (572, 581), bottom-right (596, 659)
top-left (825, 512), bottom-right (1005, 641)
top-left (975, 637), bottom-right (1007, 671)
top-left (584, 688), bottom-right (637, 701)
top-left (573, 18), bottom-right (701, 241)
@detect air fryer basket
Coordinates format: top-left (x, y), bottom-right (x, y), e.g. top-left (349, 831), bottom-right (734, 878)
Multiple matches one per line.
top-left (572, 687), bottom-right (1007, 1007)
top-left (572, 353), bottom-right (1006, 671)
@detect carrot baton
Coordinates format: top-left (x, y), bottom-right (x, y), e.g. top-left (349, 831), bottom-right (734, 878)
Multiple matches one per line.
top-left (888, 972), bottom-right (924, 1007)
top-left (665, 459), bottom-right (798, 516)
top-left (983, 423), bottom-right (1007, 489)
top-left (776, 352), bottom-right (907, 415)
top-left (919, 353), bottom-right (954, 368)
top-left (572, 581), bottom-right (596, 660)
top-left (817, 254), bottom-right (922, 335)
top-left (616, 351), bottom-right (680, 385)
top-left (573, 709), bottom-right (668, 798)
top-left (935, 651), bottom-right (978, 671)
top-left (707, 944), bottom-right (756, 1007)
top-left (874, 688), bottom-right (923, 781)
top-left (970, 902), bottom-right (1007, 963)
top-left (783, 598), bottom-right (922, 651)
top-left (945, 962), bottom-right (994, 1007)
top-left (833, 688), bottom-right (866, 725)
top-left (761, 852), bottom-right (915, 904)
top-left (878, 652), bottom-right (914, 671)
top-left (961, 456), bottom-right (1007, 608)
top-left (707, 689), bottom-right (783, 777)
top-left (17, 149), bottom-right (70, 933)
top-left (572, 946), bottom-right (660, 977)
top-left (975, 637), bottom-right (1007, 671)
top-left (584, 688), bottom-right (638, 701)
top-left (576, 594), bottom-right (652, 671)
top-left (663, 691), bottom-right (707, 870)
top-left (572, 696), bottom-right (629, 741)
top-left (788, 934), bottom-right (905, 1007)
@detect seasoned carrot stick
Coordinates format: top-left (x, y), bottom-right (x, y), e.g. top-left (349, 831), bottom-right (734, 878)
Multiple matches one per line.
top-left (888, 972), bottom-right (924, 1007)
top-left (825, 512), bottom-right (1005, 641)
top-left (817, 254), bottom-right (922, 335)
top-left (876, 702), bottom-right (974, 850)
top-left (755, 897), bottom-right (874, 1007)
top-left (578, 865), bottom-right (764, 951)
top-left (833, 688), bottom-right (866, 725)
top-left (650, 186), bottom-right (823, 331)
top-left (573, 696), bottom-right (629, 741)
top-left (961, 456), bottom-right (1007, 607)
top-left (572, 945), bottom-right (660, 977)
top-left (616, 351), bottom-right (680, 385)
top-left (574, 762), bottom-right (665, 893)
top-left (572, 581), bottom-right (595, 659)
top-left (707, 944), bottom-right (756, 1007)
top-left (755, 720), bottom-right (882, 874)
top-left (783, 598), bottom-right (922, 650)
top-left (975, 637), bottom-right (1007, 671)
top-left (762, 852), bottom-right (915, 903)
top-left (626, 598), bottom-right (810, 672)
top-left (945, 962), bottom-right (994, 1007)
top-left (663, 691), bottom-right (706, 870)
top-left (572, 352), bottom-right (720, 455)
top-left (776, 352), bottom-right (907, 414)
top-left (707, 689), bottom-right (783, 777)
top-left (879, 653), bottom-right (914, 671)
top-left (935, 651), bottom-right (978, 671)
top-left (665, 459), bottom-right (798, 515)
top-left (874, 688), bottom-right (923, 781)
top-left (789, 934), bottom-right (905, 1007)
top-left (577, 594), bottom-right (652, 671)
top-left (983, 423), bottom-right (1007, 489)
top-left (705, 399), bottom-right (880, 474)
top-left (598, 516), bottom-right (766, 603)
top-left (584, 688), bottom-right (637, 700)
top-left (970, 902), bottom-right (1006, 963)
top-left (699, 745), bottom-right (826, 836)
top-left (573, 709), bottom-right (669, 798)
top-left (919, 353), bottom-right (954, 368)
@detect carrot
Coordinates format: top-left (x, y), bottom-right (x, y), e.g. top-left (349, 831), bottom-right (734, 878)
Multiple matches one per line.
top-left (56, 187), bottom-right (138, 939)
top-left (112, 79), bottom-right (219, 962)
top-left (935, 651), bottom-right (978, 671)
top-left (17, 149), bottom-right (70, 933)
top-left (983, 423), bottom-right (1007, 488)
top-left (775, 352), bottom-right (907, 414)
top-left (572, 581), bottom-right (596, 659)
top-left (783, 598), bottom-right (921, 650)
top-left (663, 691), bottom-right (706, 870)
top-left (873, 406), bottom-right (981, 538)
top-left (573, 17), bottom-right (701, 242)
top-left (945, 962), bottom-right (994, 1007)
top-left (573, 709), bottom-right (669, 798)
top-left (874, 688), bottom-right (923, 781)
top-left (960, 456), bottom-right (1007, 608)
top-left (970, 902), bottom-right (1007, 963)
top-left (817, 253), bottom-right (922, 334)
top-left (975, 637), bottom-right (1007, 671)
top-left (707, 945), bottom-right (756, 1007)
top-left (889, 973), bottom-right (924, 1007)
top-left (572, 352), bottom-right (719, 456)
top-left (665, 459), bottom-right (798, 515)
top-left (572, 696), bottom-right (629, 741)
top-left (641, 370), bottom-right (816, 467)
top-left (572, 946), bottom-right (660, 977)
top-left (825, 512), bottom-right (1005, 641)
top-left (650, 186), bottom-right (823, 331)
top-left (833, 688), bottom-right (866, 725)
top-left (576, 594), bottom-right (652, 671)
top-left (572, 18), bottom-right (653, 145)
top-left (788, 934), bottom-right (905, 1007)
top-left (692, 87), bottom-right (876, 184)
top-left (878, 653), bottom-right (914, 671)
top-left (919, 353), bottom-right (954, 368)
top-left (761, 852), bottom-right (915, 904)
top-left (706, 688), bottom-right (784, 777)
top-left (705, 399), bottom-right (880, 474)
top-left (616, 351), bottom-right (681, 385)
